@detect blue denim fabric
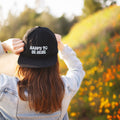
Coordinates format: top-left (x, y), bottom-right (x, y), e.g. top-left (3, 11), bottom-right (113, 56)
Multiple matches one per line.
top-left (63, 113), bottom-right (69, 120)
top-left (0, 112), bottom-right (69, 120)
top-left (0, 113), bottom-right (6, 120)
top-left (0, 43), bottom-right (85, 120)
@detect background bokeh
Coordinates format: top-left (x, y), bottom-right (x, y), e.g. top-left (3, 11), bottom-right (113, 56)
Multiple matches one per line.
top-left (0, 0), bottom-right (120, 120)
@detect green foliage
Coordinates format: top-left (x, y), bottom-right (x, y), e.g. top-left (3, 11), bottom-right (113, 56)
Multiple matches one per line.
top-left (93, 115), bottom-right (107, 120)
top-left (0, 7), bottom-right (77, 42)
top-left (82, 0), bottom-right (102, 18)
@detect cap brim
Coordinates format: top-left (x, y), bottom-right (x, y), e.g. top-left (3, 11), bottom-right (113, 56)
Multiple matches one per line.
top-left (18, 55), bottom-right (57, 68)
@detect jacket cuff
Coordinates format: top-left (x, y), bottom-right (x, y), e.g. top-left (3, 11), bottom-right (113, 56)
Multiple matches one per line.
top-left (0, 41), bottom-right (6, 55)
top-left (58, 44), bottom-right (76, 59)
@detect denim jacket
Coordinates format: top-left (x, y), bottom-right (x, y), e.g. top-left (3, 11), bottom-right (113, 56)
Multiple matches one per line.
top-left (0, 42), bottom-right (85, 120)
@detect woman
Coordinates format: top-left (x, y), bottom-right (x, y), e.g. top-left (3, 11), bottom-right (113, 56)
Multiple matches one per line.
top-left (0, 26), bottom-right (85, 120)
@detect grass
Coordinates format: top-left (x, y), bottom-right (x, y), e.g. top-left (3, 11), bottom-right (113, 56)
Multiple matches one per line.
top-left (60, 5), bottom-right (120, 120)
top-left (62, 5), bottom-right (120, 48)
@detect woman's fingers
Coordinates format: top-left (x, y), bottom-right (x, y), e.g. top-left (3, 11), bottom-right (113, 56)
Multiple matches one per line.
top-left (54, 33), bottom-right (64, 51)
top-left (14, 47), bottom-right (24, 55)
top-left (11, 39), bottom-right (24, 55)
top-left (12, 39), bottom-right (23, 45)
top-left (12, 42), bottom-right (24, 50)
top-left (2, 38), bottom-right (24, 55)
top-left (55, 34), bottom-right (61, 42)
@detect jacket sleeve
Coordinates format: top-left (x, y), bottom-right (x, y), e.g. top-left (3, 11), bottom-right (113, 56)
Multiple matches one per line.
top-left (0, 42), bottom-right (12, 99)
top-left (0, 41), bottom-right (5, 56)
top-left (59, 45), bottom-right (85, 96)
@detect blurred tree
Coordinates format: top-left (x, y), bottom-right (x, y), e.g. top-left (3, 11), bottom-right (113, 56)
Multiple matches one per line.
top-left (36, 11), bottom-right (57, 32)
top-left (100, 0), bottom-right (117, 7)
top-left (0, 11), bottom-right (18, 41)
top-left (17, 6), bottom-right (38, 27)
top-left (0, 6), bottom-right (77, 41)
top-left (55, 15), bottom-right (78, 36)
top-left (82, 0), bottom-right (102, 18)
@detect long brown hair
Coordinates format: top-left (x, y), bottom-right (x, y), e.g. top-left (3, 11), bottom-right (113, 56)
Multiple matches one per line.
top-left (16, 59), bottom-right (65, 113)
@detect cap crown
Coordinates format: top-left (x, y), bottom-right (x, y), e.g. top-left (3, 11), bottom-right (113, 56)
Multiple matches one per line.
top-left (21, 26), bottom-right (58, 58)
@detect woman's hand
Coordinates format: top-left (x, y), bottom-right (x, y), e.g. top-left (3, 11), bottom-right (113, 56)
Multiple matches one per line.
top-left (1, 38), bottom-right (24, 55)
top-left (55, 34), bottom-right (64, 51)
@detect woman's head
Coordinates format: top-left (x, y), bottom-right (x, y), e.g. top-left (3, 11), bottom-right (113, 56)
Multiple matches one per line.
top-left (16, 26), bottom-right (65, 113)
top-left (18, 26), bottom-right (58, 68)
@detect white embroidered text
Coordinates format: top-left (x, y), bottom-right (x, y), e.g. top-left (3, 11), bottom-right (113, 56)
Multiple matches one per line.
top-left (30, 46), bottom-right (48, 54)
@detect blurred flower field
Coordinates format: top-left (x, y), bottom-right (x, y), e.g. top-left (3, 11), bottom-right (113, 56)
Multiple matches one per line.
top-left (59, 11), bottom-right (120, 120)
top-left (0, 3), bottom-right (120, 120)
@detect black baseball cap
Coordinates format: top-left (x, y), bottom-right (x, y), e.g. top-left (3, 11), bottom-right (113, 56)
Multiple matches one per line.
top-left (18, 26), bottom-right (58, 68)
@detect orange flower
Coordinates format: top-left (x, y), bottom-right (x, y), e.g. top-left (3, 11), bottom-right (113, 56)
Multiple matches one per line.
top-left (107, 68), bottom-right (112, 74)
top-left (111, 75), bottom-right (115, 80)
top-left (117, 74), bottom-right (120, 79)
top-left (104, 46), bottom-right (109, 52)
top-left (111, 53), bottom-right (115, 57)
top-left (117, 114), bottom-right (120, 119)
top-left (98, 108), bottom-right (102, 113)
top-left (109, 38), bottom-right (113, 43)
top-left (113, 115), bottom-right (116, 119)
top-left (105, 73), bottom-right (110, 82)
top-left (115, 102), bottom-right (119, 107)
top-left (112, 68), bottom-right (116, 73)
top-left (118, 109), bottom-right (120, 114)
top-left (116, 46), bottom-right (119, 53)
top-left (107, 103), bottom-right (111, 108)
top-left (107, 115), bottom-right (112, 119)
top-left (117, 65), bottom-right (120, 71)
top-left (116, 42), bottom-right (120, 47)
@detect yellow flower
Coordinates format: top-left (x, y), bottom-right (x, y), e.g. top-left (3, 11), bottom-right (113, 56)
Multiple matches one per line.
top-left (111, 102), bottom-right (116, 109)
top-left (106, 52), bottom-right (110, 56)
top-left (90, 102), bottom-right (95, 106)
top-left (105, 103), bottom-right (111, 108)
top-left (105, 82), bottom-right (108, 86)
top-left (100, 98), bottom-right (109, 108)
top-left (98, 109), bottom-right (102, 113)
top-left (94, 93), bottom-right (98, 97)
top-left (99, 82), bottom-right (103, 86)
top-left (90, 86), bottom-right (95, 91)
top-left (113, 94), bottom-right (117, 99)
top-left (84, 87), bottom-right (88, 91)
top-left (88, 97), bottom-right (93, 101)
top-left (109, 82), bottom-right (113, 87)
top-left (105, 108), bottom-right (110, 113)
top-left (107, 115), bottom-right (112, 119)
top-left (106, 91), bottom-right (109, 95)
top-left (89, 92), bottom-right (93, 96)
top-left (70, 112), bottom-right (77, 117)
top-left (68, 106), bottom-right (71, 112)
top-left (101, 97), bottom-right (105, 102)
top-left (99, 87), bottom-right (102, 91)
top-left (98, 60), bottom-right (102, 66)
